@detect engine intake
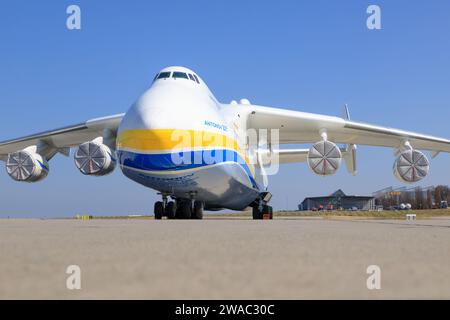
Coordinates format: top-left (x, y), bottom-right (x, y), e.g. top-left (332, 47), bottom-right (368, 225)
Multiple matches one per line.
top-left (307, 140), bottom-right (342, 176)
top-left (393, 149), bottom-right (429, 183)
top-left (74, 141), bottom-right (116, 176)
top-left (6, 150), bottom-right (49, 182)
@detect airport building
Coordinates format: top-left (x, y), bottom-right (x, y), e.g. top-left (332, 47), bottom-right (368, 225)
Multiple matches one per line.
top-left (298, 189), bottom-right (376, 211)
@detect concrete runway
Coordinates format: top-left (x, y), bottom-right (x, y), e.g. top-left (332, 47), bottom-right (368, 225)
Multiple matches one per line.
top-left (1, 217), bottom-right (450, 299)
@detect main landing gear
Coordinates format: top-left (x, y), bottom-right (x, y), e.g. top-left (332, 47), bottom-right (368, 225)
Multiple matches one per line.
top-left (252, 204), bottom-right (273, 220)
top-left (154, 193), bottom-right (204, 220)
top-left (251, 192), bottom-right (274, 220)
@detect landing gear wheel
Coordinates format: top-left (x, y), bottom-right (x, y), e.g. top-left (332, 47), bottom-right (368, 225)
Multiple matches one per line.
top-left (252, 207), bottom-right (262, 220)
top-left (252, 205), bottom-right (273, 220)
top-left (268, 206), bottom-right (273, 220)
top-left (179, 201), bottom-right (192, 219)
top-left (175, 205), bottom-right (182, 219)
top-left (193, 201), bottom-right (204, 220)
top-left (154, 201), bottom-right (164, 220)
top-left (165, 201), bottom-right (177, 219)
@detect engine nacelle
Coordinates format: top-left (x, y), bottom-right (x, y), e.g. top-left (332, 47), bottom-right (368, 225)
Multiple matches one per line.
top-left (74, 141), bottom-right (116, 176)
top-left (393, 149), bottom-right (429, 183)
top-left (6, 150), bottom-right (49, 182)
top-left (307, 140), bottom-right (342, 176)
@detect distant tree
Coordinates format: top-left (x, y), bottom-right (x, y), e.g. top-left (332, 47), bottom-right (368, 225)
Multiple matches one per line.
top-left (415, 186), bottom-right (424, 209)
top-left (377, 193), bottom-right (394, 209)
top-left (399, 192), bottom-right (407, 204)
top-left (426, 189), bottom-right (434, 209)
top-left (376, 185), bottom-right (449, 210)
top-left (434, 185), bottom-right (449, 207)
top-left (440, 185), bottom-right (449, 201)
top-left (400, 191), bottom-right (414, 207)
top-left (434, 187), bottom-right (442, 206)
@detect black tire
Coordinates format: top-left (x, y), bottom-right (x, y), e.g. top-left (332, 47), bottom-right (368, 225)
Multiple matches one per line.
top-left (154, 201), bottom-right (164, 220)
top-left (193, 201), bottom-right (204, 219)
top-left (267, 206), bottom-right (273, 220)
top-left (175, 205), bottom-right (182, 219)
top-left (252, 207), bottom-right (262, 220)
top-left (262, 205), bottom-right (272, 220)
top-left (166, 201), bottom-right (177, 219)
top-left (180, 202), bottom-right (192, 219)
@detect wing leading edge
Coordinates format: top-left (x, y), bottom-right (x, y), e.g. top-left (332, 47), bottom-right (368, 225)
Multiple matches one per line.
top-left (246, 105), bottom-right (450, 153)
top-left (0, 114), bottom-right (124, 160)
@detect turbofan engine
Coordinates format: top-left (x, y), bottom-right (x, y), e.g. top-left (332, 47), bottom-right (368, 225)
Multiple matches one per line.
top-left (307, 140), bottom-right (342, 176)
top-left (74, 141), bottom-right (116, 176)
top-left (393, 149), bottom-right (429, 183)
top-left (6, 150), bottom-right (49, 182)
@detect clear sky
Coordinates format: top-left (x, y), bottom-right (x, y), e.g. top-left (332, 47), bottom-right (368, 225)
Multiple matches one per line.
top-left (0, 1), bottom-right (449, 217)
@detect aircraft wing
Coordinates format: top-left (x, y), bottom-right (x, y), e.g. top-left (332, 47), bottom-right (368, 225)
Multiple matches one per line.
top-left (0, 114), bottom-right (124, 161)
top-left (247, 105), bottom-right (450, 153)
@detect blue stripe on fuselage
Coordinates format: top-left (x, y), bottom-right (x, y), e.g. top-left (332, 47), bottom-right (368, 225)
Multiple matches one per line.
top-left (117, 149), bottom-right (258, 189)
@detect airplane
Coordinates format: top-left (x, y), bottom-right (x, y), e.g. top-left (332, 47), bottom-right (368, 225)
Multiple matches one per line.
top-left (1, 66), bottom-right (450, 220)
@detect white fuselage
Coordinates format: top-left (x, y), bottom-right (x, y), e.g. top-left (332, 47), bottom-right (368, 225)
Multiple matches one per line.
top-left (116, 67), bottom-right (260, 210)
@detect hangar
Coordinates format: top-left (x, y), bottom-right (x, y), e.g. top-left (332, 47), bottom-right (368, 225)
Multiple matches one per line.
top-left (298, 189), bottom-right (375, 211)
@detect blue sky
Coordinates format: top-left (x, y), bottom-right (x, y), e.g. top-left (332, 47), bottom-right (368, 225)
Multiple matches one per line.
top-left (0, 1), bottom-right (449, 217)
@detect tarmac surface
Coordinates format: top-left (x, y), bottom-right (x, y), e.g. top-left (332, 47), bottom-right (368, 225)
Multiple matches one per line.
top-left (1, 217), bottom-right (450, 299)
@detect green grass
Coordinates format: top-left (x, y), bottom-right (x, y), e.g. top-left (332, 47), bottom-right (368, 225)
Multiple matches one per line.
top-left (73, 209), bottom-right (450, 220)
top-left (207, 209), bottom-right (450, 219)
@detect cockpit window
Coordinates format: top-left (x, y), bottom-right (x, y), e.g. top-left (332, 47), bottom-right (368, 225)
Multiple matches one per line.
top-left (172, 72), bottom-right (189, 79)
top-left (188, 74), bottom-right (195, 81)
top-left (157, 72), bottom-right (171, 79)
top-left (153, 73), bottom-right (159, 81)
top-left (192, 74), bottom-right (200, 84)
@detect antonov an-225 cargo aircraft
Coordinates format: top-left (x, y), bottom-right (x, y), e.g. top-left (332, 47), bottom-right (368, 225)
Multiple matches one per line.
top-left (1, 66), bottom-right (450, 219)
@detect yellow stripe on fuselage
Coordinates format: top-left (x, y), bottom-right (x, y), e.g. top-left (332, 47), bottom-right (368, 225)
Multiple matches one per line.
top-left (117, 129), bottom-right (255, 177)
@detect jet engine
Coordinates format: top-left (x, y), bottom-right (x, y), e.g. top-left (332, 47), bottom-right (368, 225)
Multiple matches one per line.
top-left (393, 149), bottom-right (429, 183)
top-left (74, 141), bottom-right (116, 176)
top-left (6, 150), bottom-right (49, 182)
top-left (307, 140), bottom-right (342, 176)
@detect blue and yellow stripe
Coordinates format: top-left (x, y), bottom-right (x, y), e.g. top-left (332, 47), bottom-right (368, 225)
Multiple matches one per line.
top-left (117, 129), bottom-right (258, 188)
